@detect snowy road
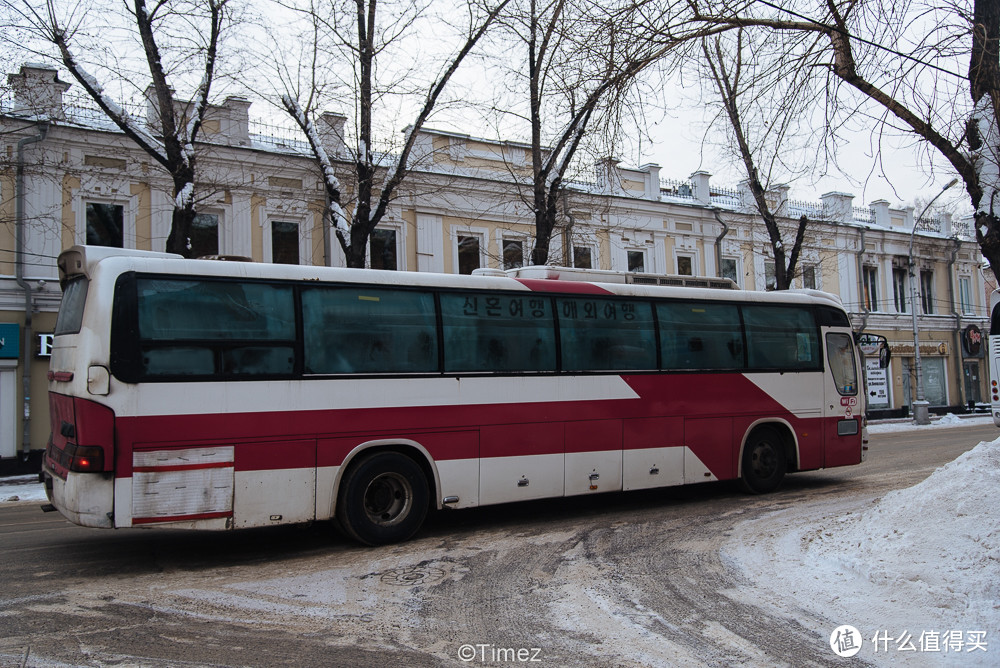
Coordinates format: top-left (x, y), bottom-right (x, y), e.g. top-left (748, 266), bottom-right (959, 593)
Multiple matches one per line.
top-left (0, 419), bottom-right (995, 667)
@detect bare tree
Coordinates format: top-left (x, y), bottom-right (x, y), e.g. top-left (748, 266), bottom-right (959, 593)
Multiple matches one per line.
top-left (689, 0), bottom-right (1000, 277)
top-left (489, 0), bottom-right (731, 266)
top-left (277, 0), bottom-right (510, 268)
top-left (700, 30), bottom-right (816, 289)
top-left (10, 0), bottom-right (233, 257)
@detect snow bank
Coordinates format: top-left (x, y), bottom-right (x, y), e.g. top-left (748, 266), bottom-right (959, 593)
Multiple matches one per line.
top-left (725, 435), bottom-right (1000, 666)
top-left (866, 413), bottom-right (993, 434)
top-left (808, 437), bottom-right (999, 626)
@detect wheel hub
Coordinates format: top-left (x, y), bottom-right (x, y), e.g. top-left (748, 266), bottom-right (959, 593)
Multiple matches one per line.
top-left (363, 472), bottom-right (412, 527)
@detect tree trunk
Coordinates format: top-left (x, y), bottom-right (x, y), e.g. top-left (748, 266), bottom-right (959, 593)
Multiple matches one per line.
top-left (165, 167), bottom-right (196, 257)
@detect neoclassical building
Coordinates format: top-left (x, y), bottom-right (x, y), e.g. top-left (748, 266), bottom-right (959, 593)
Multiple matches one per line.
top-left (0, 64), bottom-right (990, 472)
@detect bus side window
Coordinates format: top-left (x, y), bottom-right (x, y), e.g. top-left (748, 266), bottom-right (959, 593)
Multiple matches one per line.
top-left (440, 293), bottom-right (556, 373)
top-left (657, 302), bottom-right (742, 370)
top-left (743, 305), bottom-right (820, 371)
top-left (134, 278), bottom-right (295, 379)
top-left (557, 298), bottom-right (656, 372)
top-left (301, 286), bottom-right (438, 374)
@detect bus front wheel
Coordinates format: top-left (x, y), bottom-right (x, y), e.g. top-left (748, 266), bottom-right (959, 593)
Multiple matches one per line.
top-left (336, 451), bottom-right (429, 546)
top-left (740, 427), bottom-right (787, 494)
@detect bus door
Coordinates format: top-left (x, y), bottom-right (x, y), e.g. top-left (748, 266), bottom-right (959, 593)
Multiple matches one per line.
top-left (823, 332), bottom-right (862, 467)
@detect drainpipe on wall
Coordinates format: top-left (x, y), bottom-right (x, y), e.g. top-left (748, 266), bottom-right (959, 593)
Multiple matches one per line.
top-left (948, 236), bottom-right (965, 409)
top-left (712, 209), bottom-right (729, 278)
top-left (855, 226), bottom-right (869, 334)
top-left (15, 122), bottom-right (48, 460)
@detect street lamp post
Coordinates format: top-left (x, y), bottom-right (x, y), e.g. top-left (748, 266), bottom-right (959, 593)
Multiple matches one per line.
top-left (908, 178), bottom-right (958, 425)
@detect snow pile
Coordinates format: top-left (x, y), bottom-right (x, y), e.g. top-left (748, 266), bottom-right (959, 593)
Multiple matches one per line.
top-left (807, 437), bottom-right (1000, 627)
top-left (725, 435), bottom-right (1000, 665)
top-left (866, 413), bottom-right (993, 434)
top-left (0, 474), bottom-right (47, 504)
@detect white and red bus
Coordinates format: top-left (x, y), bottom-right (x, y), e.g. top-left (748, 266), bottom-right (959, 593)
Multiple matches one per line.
top-left (43, 245), bottom-right (867, 545)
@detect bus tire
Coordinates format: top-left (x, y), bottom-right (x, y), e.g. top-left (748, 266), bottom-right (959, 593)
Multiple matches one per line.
top-left (336, 451), bottom-right (429, 546)
top-left (740, 427), bottom-right (787, 494)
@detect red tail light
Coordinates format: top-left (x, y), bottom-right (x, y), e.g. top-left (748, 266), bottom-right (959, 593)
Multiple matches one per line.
top-left (47, 393), bottom-right (114, 476)
top-left (49, 442), bottom-right (106, 472)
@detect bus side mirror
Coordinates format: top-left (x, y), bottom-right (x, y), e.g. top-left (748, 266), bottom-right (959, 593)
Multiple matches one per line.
top-left (856, 332), bottom-right (891, 369)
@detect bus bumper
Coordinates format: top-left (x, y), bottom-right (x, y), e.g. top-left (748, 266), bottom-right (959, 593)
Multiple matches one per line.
top-left (42, 465), bottom-right (114, 528)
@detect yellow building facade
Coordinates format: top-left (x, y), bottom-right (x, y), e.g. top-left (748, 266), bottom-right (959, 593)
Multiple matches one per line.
top-left (0, 64), bottom-right (989, 471)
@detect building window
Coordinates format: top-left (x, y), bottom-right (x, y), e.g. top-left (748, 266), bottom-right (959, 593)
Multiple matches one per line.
top-left (457, 235), bottom-right (481, 274)
top-left (677, 255), bottom-right (693, 276)
top-left (720, 258), bottom-right (738, 284)
top-left (863, 265), bottom-right (878, 311)
top-left (627, 250), bottom-right (645, 273)
top-left (271, 221), bottom-right (300, 265)
top-left (959, 276), bottom-right (974, 314)
top-left (190, 213), bottom-right (219, 258)
top-left (371, 228), bottom-right (397, 270)
top-left (801, 266), bottom-right (816, 290)
top-left (893, 267), bottom-right (908, 313)
top-left (86, 202), bottom-right (124, 248)
top-left (503, 238), bottom-right (524, 270)
top-left (920, 270), bottom-right (934, 314)
top-left (764, 261), bottom-right (777, 291)
top-left (573, 246), bottom-right (593, 269)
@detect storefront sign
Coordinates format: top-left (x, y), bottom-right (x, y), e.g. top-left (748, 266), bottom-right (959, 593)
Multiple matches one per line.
top-left (962, 325), bottom-right (983, 357)
top-left (889, 341), bottom-right (948, 356)
top-left (865, 358), bottom-right (890, 408)
top-left (37, 333), bottom-right (54, 358)
top-left (857, 333), bottom-right (882, 356)
top-left (0, 323), bottom-right (19, 359)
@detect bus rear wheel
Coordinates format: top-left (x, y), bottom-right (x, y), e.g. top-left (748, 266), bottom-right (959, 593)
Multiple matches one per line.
top-left (740, 427), bottom-right (787, 494)
top-left (336, 451), bottom-right (429, 546)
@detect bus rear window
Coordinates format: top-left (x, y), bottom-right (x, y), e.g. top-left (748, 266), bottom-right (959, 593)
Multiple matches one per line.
top-left (54, 278), bottom-right (89, 335)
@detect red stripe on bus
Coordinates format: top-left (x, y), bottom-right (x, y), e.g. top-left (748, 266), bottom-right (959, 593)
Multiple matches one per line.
top-left (132, 462), bottom-right (233, 473)
top-left (110, 374), bottom-right (854, 481)
top-left (132, 511), bottom-right (232, 525)
top-left (515, 278), bottom-right (614, 294)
